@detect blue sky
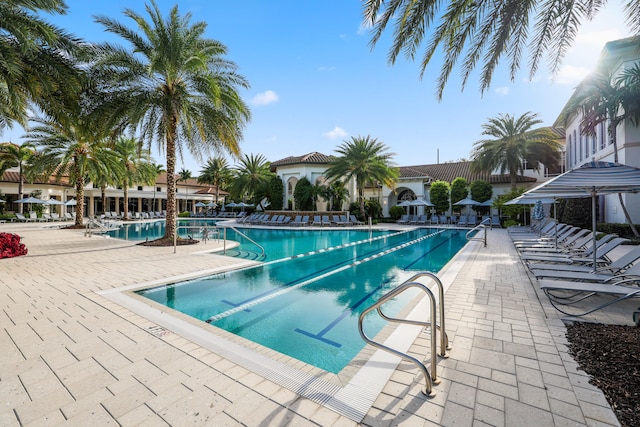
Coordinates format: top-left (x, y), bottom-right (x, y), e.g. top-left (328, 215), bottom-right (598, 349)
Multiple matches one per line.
top-left (2, 1), bottom-right (633, 173)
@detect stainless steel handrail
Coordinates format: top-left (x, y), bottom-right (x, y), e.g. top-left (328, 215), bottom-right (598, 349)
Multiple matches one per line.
top-left (358, 272), bottom-right (450, 397)
top-left (84, 218), bottom-right (112, 236)
top-left (465, 218), bottom-right (489, 247)
top-left (220, 225), bottom-right (265, 259)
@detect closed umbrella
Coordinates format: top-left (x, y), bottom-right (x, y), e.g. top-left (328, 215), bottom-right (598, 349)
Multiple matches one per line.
top-left (523, 161), bottom-right (640, 272)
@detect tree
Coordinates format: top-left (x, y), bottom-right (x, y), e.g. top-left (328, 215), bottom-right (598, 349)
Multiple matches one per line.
top-left (0, 142), bottom-right (35, 213)
top-left (450, 177), bottom-right (468, 213)
top-left (178, 168), bottom-right (192, 213)
top-left (363, 1), bottom-right (640, 99)
top-left (429, 181), bottom-right (450, 215)
top-left (470, 180), bottom-right (493, 215)
top-left (293, 177), bottom-right (313, 211)
top-left (230, 154), bottom-right (272, 210)
top-left (0, 0), bottom-right (85, 130)
top-left (113, 137), bottom-right (156, 220)
top-left (198, 157), bottom-right (231, 205)
top-left (264, 176), bottom-right (284, 210)
top-left (322, 180), bottom-right (350, 211)
top-left (563, 62), bottom-right (640, 237)
top-left (26, 117), bottom-right (121, 226)
top-left (471, 112), bottom-right (562, 190)
top-left (94, 0), bottom-right (250, 241)
top-left (325, 135), bottom-right (398, 220)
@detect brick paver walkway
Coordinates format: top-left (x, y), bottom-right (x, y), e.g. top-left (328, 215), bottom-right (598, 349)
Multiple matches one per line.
top-left (0, 222), bottom-right (624, 426)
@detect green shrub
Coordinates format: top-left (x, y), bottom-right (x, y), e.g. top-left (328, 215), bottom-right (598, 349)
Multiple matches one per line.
top-left (503, 219), bottom-right (520, 228)
top-left (389, 205), bottom-right (405, 220)
top-left (178, 211), bottom-right (191, 217)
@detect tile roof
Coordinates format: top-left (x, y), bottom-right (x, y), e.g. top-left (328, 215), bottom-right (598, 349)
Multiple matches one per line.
top-left (1, 170), bottom-right (71, 186)
top-left (399, 161), bottom-right (538, 184)
top-left (270, 152), bottom-right (336, 171)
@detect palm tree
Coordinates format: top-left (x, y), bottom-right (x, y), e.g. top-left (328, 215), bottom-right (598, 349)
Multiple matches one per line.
top-left (324, 180), bottom-right (350, 211)
top-left (325, 135), bottom-right (398, 220)
top-left (93, 0), bottom-right (250, 241)
top-left (0, 0), bottom-right (84, 130)
top-left (471, 112), bottom-right (562, 190)
top-left (230, 154), bottom-right (272, 210)
top-left (363, 1), bottom-right (640, 99)
top-left (0, 142), bottom-right (35, 213)
top-left (26, 117), bottom-right (120, 226)
top-left (561, 63), bottom-right (640, 236)
top-left (198, 157), bottom-right (231, 205)
top-left (113, 138), bottom-right (156, 220)
top-left (178, 168), bottom-right (192, 213)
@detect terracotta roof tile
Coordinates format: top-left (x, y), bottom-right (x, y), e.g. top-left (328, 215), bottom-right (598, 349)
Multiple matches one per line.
top-left (270, 152), bottom-right (336, 171)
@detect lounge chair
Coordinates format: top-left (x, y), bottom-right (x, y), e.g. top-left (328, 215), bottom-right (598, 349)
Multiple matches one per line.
top-left (439, 215), bottom-right (449, 225)
top-left (491, 215), bottom-right (501, 228)
top-left (14, 213), bottom-right (30, 222)
top-left (311, 215), bottom-right (322, 226)
top-left (64, 212), bottom-right (74, 221)
top-left (467, 216), bottom-right (477, 227)
top-left (516, 228), bottom-right (590, 251)
top-left (29, 212), bottom-right (45, 222)
top-left (522, 237), bottom-right (628, 265)
top-left (349, 215), bottom-right (364, 226)
top-left (412, 215), bottom-right (427, 225)
top-left (397, 214), bottom-right (410, 224)
top-left (430, 215), bottom-right (439, 225)
top-left (332, 215), bottom-right (348, 226)
top-left (291, 215), bottom-right (303, 226)
top-left (539, 279), bottom-right (640, 317)
top-left (457, 215), bottom-right (468, 226)
top-left (42, 213), bottom-right (54, 222)
top-left (531, 259), bottom-right (640, 282)
top-left (321, 215), bottom-right (331, 226)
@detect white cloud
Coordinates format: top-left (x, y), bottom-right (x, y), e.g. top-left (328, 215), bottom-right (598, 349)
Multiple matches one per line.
top-left (323, 126), bottom-right (348, 140)
top-left (251, 90), bottom-right (279, 106)
top-left (553, 64), bottom-right (591, 85)
top-left (495, 86), bottom-right (510, 96)
top-left (318, 66), bottom-right (336, 72)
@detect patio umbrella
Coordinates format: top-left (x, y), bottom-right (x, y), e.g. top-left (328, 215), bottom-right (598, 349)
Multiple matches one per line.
top-left (454, 196), bottom-right (480, 216)
top-left (397, 200), bottom-right (411, 214)
top-left (409, 199), bottom-right (435, 207)
top-left (15, 196), bottom-right (46, 204)
top-left (522, 161), bottom-right (640, 272)
top-left (44, 198), bottom-right (65, 205)
top-left (195, 201), bottom-right (206, 207)
top-left (64, 199), bottom-right (77, 206)
top-left (206, 202), bottom-right (217, 208)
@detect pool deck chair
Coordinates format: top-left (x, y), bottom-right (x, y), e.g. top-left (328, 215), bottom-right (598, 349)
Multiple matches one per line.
top-left (529, 246), bottom-right (640, 275)
top-left (522, 237), bottom-right (628, 265)
top-left (349, 215), bottom-right (364, 225)
top-left (311, 215), bottom-right (322, 226)
top-left (321, 215), bottom-right (331, 226)
top-left (397, 214), bottom-right (410, 224)
top-left (14, 213), bottom-right (31, 222)
top-left (457, 215), bottom-right (468, 226)
top-left (531, 260), bottom-right (640, 282)
top-left (539, 279), bottom-right (640, 317)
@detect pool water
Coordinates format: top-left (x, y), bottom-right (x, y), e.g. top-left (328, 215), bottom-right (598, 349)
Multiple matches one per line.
top-left (105, 219), bottom-right (221, 240)
top-left (138, 228), bottom-right (469, 373)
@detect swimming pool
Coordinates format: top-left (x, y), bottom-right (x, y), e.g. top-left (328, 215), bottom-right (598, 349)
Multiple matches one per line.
top-left (104, 218), bottom-right (221, 240)
top-left (137, 227), bottom-right (469, 373)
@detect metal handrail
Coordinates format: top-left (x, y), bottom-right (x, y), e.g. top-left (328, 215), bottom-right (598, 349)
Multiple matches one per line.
top-left (465, 218), bottom-right (489, 247)
top-left (358, 272), bottom-right (450, 397)
top-left (220, 225), bottom-right (265, 259)
top-left (84, 218), bottom-right (111, 236)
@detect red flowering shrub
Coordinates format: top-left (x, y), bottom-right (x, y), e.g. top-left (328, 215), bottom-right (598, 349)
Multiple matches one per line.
top-left (0, 233), bottom-right (28, 259)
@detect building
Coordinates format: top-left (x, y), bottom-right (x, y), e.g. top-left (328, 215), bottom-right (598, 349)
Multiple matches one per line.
top-left (556, 35), bottom-right (640, 223)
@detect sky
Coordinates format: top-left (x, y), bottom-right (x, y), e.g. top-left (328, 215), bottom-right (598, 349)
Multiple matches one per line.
top-left (2, 1), bottom-right (634, 174)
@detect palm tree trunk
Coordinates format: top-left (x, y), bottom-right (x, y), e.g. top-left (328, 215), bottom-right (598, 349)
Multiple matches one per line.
top-left (101, 185), bottom-right (107, 214)
top-left (17, 163), bottom-right (24, 214)
top-left (123, 183), bottom-right (129, 220)
top-left (75, 177), bottom-right (84, 226)
top-left (359, 186), bottom-right (366, 220)
top-left (164, 117), bottom-right (177, 240)
top-left (609, 121), bottom-right (640, 237)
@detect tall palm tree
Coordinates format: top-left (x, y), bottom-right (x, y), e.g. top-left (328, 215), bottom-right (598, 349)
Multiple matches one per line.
top-left (471, 112), bottom-right (562, 190)
top-left (363, 1), bottom-right (640, 99)
top-left (0, 142), bottom-right (35, 213)
top-left (323, 180), bottom-right (350, 211)
top-left (0, 0), bottom-right (84, 130)
top-left (562, 63), bottom-right (640, 236)
top-left (230, 154), bottom-right (272, 210)
top-left (178, 168), bottom-right (192, 213)
top-left (113, 137), bottom-right (156, 220)
top-left (325, 135), bottom-right (398, 220)
top-left (93, 0), bottom-right (250, 240)
top-left (26, 117), bottom-right (121, 226)
top-left (198, 157), bottom-right (231, 205)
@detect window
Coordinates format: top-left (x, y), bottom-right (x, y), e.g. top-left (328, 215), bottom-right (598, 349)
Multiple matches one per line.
top-left (600, 124), bottom-right (606, 150)
top-left (592, 135), bottom-right (596, 155)
top-left (156, 187), bottom-right (161, 192)
top-left (137, 186), bottom-right (143, 191)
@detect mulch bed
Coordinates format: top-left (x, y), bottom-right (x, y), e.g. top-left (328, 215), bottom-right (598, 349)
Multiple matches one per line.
top-left (137, 238), bottom-right (199, 246)
top-left (566, 322), bottom-right (640, 427)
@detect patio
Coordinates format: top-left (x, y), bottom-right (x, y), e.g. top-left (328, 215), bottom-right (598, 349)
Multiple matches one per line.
top-left (0, 221), bottom-right (628, 426)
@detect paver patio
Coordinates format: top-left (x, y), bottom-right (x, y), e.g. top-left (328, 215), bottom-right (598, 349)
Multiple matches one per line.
top-left (0, 221), bottom-right (628, 426)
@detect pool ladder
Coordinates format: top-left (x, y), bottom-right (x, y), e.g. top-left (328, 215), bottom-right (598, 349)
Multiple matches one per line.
top-left (358, 272), bottom-right (450, 397)
top-left (465, 218), bottom-right (490, 247)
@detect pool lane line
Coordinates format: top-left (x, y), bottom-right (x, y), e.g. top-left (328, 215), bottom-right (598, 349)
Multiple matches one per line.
top-left (218, 229), bottom-right (443, 311)
top-left (294, 277), bottom-right (393, 348)
top-left (293, 234), bottom-right (454, 347)
top-left (206, 229), bottom-right (445, 323)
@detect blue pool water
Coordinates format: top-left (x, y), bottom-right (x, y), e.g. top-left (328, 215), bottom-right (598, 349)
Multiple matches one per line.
top-left (137, 228), bottom-right (470, 373)
top-left (105, 219), bottom-right (221, 240)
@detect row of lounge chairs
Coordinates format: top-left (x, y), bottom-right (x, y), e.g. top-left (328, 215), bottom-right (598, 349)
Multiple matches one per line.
top-left (103, 211), bottom-right (166, 220)
top-left (510, 221), bottom-right (640, 318)
top-left (238, 213), bottom-right (365, 227)
top-left (15, 212), bottom-right (75, 222)
top-left (397, 214), bottom-right (501, 227)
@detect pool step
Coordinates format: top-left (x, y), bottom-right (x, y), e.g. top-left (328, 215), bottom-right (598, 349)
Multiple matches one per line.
top-left (224, 249), bottom-right (266, 261)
